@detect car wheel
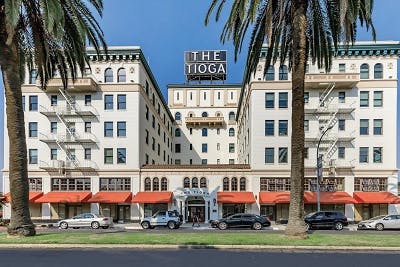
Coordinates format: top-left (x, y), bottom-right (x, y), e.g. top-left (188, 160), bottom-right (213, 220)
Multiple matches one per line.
top-left (305, 223), bottom-right (311, 231)
top-left (334, 222), bottom-right (344, 231)
top-left (101, 226), bottom-right (109, 229)
top-left (59, 222), bottom-right (68, 230)
top-left (376, 223), bottom-right (384, 231)
top-left (218, 222), bottom-right (228, 230)
top-left (167, 221), bottom-right (176, 230)
top-left (252, 222), bottom-right (262, 230)
top-left (141, 221), bottom-right (150, 229)
top-left (91, 221), bottom-right (100, 229)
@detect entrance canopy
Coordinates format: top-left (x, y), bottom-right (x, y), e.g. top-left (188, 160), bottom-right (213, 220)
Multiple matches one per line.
top-left (353, 192), bottom-right (400, 204)
top-left (259, 192), bottom-right (290, 204)
top-left (88, 192), bottom-right (132, 203)
top-left (304, 192), bottom-right (356, 204)
top-left (5, 192), bottom-right (43, 203)
top-left (131, 192), bottom-right (173, 203)
top-left (217, 192), bottom-right (256, 204)
top-left (35, 191), bottom-right (92, 203)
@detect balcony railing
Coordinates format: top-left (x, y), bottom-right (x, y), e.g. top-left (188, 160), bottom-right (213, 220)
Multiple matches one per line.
top-left (305, 73), bottom-right (360, 89)
top-left (42, 77), bottom-right (98, 92)
top-left (185, 116), bottom-right (224, 126)
top-left (39, 159), bottom-right (98, 171)
top-left (39, 104), bottom-right (99, 117)
top-left (39, 132), bottom-right (98, 144)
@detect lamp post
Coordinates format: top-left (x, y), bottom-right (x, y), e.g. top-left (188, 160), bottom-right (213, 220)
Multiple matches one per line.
top-left (316, 125), bottom-right (334, 212)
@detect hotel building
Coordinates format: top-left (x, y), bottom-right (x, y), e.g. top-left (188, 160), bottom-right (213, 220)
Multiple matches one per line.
top-left (2, 41), bottom-right (400, 223)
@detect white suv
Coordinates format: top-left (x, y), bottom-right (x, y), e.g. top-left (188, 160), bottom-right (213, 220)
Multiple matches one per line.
top-left (141, 211), bottom-right (182, 229)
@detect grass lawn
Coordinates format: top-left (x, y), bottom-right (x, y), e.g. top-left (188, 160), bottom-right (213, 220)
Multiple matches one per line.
top-left (0, 232), bottom-right (399, 247)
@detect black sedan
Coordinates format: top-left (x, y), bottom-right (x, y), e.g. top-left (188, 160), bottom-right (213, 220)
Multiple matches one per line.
top-left (212, 213), bottom-right (271, 230)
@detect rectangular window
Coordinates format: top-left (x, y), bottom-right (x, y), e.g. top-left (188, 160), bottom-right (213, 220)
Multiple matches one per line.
top-left (338, 91), bottom-right (346, 103)
top-left (304, 148), bottom-right (308, 159)
top-left (373, 147), bottom-right (382, 163)
top-left (29, 178), bottom-right (42, 191)
top-left (201, 159), bottom-right (207, 165)
top-left (360, 91), bottom-right (369, 107)
top-left (373, 119), bottom-right (383, 135)
top-left (190, 144), bottom-right (193, 150)
top-left (304, 120), bottom-right (309, 132)
top-left (157, 123), bottom-right (160, 135)
top-left (117, 121), bottom-right (126, 137)
top-left (304, 92), bottom-right (309, 103)
top-left (359, 147), bottom-right (369, 163)
top-left (117, 94), bottom-right (126, 110)
top-left (145, 130), bottom-right (149, 144)
top-left (338, 147), bottom-right (345, 159)
top-left (117, 148), bottom-right (126, 164)
top-left (50, 95), bottom-right (58, 106)
top-left (28, 122), bottom-right (38, 137)
top-left (85, 148), bottom-right (91, 160)
top-left (339, 63), bottom-right (346, 73)
top-left (202, 143), bottom-right (208, 153)
top-left (229, 159), bottom-right (235, 164)
top-left (175, 159), bottom-right (181, 165)
top-left (338, 119), bottom-right (345, 131)
top-left (278, 120), bottom-right (288, 136)
top-left (157, 143), bottom-right (160, 156)
top-left (279, 92), bottom-right (288, 108)
top-left (29, 96), bottom-right (38, 111)
top-left (85, 95), bottom-right (92, 106)
top-left (360, 119), bottom-right (369, 135)
top-left (374, 91), bottom-right (383, 107)
top-left (104, 95), bottom-right (113, 110)
top-left (145, 154), bottom-right (149, 164)
top-left (152, 138), bottom-right (155, 151)
top-left (278, 147), bottom-right (288, 163)
top-left (229, 143), bottom-right (235, 153)
top-left (51, 178), bottom-right (91, 191)
top-left (50, 149), bottom-right (57, 160)
top-left (152, 115), bottom-right (155, 128)
top-left (104, 148), bottom-right (113, 164)
top-left (104, 122), bottom-right (113, 137)
top-left (265, 148), bottom-right (274, 163)
top-left (22, 96), bottom-right (25, 111)
top-left (265, 93), bottom-right (275, 108)
top-left (145, 105), bottom-right (149, 120)
top-left (145, 81), bottom-right (149, 96)
top-left (51, 122), bottom-right (57, 134)
top-left (100, 178), bottom-right (131, 191)
top-left (84, 122), bottom-right (91, 133)
top-left (175, 144), bottom-right (181, 153)
top-left (265, 120), bottom-right (274, 136)
top-left (29, 149), bottom-right (38, 164)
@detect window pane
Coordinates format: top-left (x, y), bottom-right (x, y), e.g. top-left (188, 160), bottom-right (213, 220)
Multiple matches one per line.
top-left (265, 148), bottom-right (274, 163)
top-left (278, 148), bottom-right (288, 163)
top-left (373, 91), bottom-right (383, 107)
top-left (265, 120), bottom-right (274, 136)
top-left (279, 120), bottom-right (288, 136)
top-left (265, 93), bottom-right (274, 108)
top-left (373, 147), bottom-right (382, 163)
top-left (279, 92), bottom-right (288, 108)
top-left (360, 91), bottom-right (369, 107)
top-left (117, 94), bottom-right (126, 110)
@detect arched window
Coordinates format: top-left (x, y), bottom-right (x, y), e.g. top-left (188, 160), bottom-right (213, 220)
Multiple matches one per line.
top-left (202, 128), bottom-right (208, 137)
top-left (104, 68), bottom-right (113, 83)
top-left (265, 65), bottom-right (275, 80)
top-left (229, 128), bottom-right (235, 137)
top-left (374, 63), bottom-right (383, 79)
top-left (188, 112), bottom-right (194, 118)
top-left (183, 177), bottom-right (190, 188)
top-left (175, 128), bottom-right (181, 137)
top-left (360, 64), bottom-right (369, 79)
top-left (201, 112), bottom-right (208, 117)
top-left (240, 177), bottom-right (246, 191)
top-left (161, 177), bottom-right (168, 191)
top-left (29, 69), bottom-right (37, 84)
top-left (144, 178), bottom-right (151, 191)
top-left (223, 178), bottom-right (230, 191)
top-left (229, 111), bottom-right (235, 121)
top-left (175, 112), bottom-right (181, 121)
top-left (279, 65), bottom-right (288, 80)
top-left (152, 177), bottom-right (159, 191)
top-left (231, 177), bottom-right (238, 191)
top-left (117, 68), bottom-right (126, 82)
top-left (192, 177), bottom-right (199, 188)
top-left (200, 177), bottom-right (207, 188)
top-left (215, 111), bottom-right (222, 117)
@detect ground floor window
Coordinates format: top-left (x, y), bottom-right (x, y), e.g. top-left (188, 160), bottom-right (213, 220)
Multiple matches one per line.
top-left (222, 203), bottom-right (245, 218)
top-left (355, 204), bottom-right (387, 221)
top-left (29, 203), bottom-right (42, 219)
top-left (144, 203), bottom-right (168, 218)
top-left (100, 204), bottom-right (131, 222)
top-left (50, 204), bottom-right (90, 219)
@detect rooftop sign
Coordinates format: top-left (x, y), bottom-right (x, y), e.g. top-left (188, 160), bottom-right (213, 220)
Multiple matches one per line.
top-left (184, 50), bottom-right (227, 81)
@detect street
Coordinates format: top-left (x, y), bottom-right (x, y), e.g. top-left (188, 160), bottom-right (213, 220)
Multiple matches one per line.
top-left (0, 248), bottom-right (399, 267)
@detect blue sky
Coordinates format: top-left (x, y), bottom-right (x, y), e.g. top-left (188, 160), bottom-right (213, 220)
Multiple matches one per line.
top-left (1, 0), bottom-right (400, 171)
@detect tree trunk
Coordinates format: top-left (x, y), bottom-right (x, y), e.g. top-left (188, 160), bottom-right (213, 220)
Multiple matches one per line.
top-left (0, 22), bottom-right (36, 236)
top-left (285, 0), bottom-right (307, 238)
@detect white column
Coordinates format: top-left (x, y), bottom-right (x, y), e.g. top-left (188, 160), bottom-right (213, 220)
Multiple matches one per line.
top-left (91, 203), bottom-right (99, 214)
top-left (205, 200), bottom-right (209, 222)
top-left (42, 203), bottom-right (51, 220)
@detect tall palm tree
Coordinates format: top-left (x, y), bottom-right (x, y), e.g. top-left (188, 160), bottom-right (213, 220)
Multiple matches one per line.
top-left (0, 0), bottom-right (107, 236)
top-left (206, 0), bottom-right (375, 237)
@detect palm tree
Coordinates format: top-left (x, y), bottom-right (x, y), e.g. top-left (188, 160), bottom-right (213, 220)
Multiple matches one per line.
top-left (0, 0), bottom-right (107, 236)
top-left (206, 0), bottom-right (375, 237)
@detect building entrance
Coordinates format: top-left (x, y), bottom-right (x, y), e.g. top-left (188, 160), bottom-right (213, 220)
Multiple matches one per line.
top-left (186, 197), bottom-right (205, 222)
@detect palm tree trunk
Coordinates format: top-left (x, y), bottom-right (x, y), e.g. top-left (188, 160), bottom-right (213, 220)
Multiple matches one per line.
top-left (285, 0), bottom-right (307, 238)
top-left (0, 36), bottom-right (36, 236)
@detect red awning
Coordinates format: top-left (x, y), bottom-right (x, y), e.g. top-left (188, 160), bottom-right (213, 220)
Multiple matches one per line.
top-left (88, 192), bottom-right (132, 203)
top-left (259, 192), bottom-right (291, 204)
top-left (353, 192), bottom-right (400, 204)
top-left (35, 191), bottom-right (92, 203)
top-left (304, 192), bottom-right (356, 204)
top-left (4, 192), bottom-right (44, 203)
top-left (131, 192), bottom-right (173, 203)
top-left (217, 192), bottom-right (256, 204)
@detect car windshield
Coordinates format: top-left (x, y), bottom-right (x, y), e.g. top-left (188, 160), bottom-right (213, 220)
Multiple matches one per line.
top-left (368, 215), bottom-right (386, 221)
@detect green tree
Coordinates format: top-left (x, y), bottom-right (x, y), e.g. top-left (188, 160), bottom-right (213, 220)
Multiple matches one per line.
top-left (0, 0), bottom-right (106, 236)
top-left (206, 0), bottom-right (375, 237)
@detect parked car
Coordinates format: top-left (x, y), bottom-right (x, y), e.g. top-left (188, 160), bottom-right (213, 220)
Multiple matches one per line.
top-left (214, 213), bottom-right (271, 230)
top-left (58, 213), bottom-right (113, 229)
top-left (141, 210), bottom-right (182, 230)
top-left (358, 214), bottom-right (400, 231)
top-left (304, 211), bottom-right (348, 230)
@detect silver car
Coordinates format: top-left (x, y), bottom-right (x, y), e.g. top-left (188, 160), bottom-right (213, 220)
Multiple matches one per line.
top-left (358, 214), bottom-right (400, 231)
top-left (58, 213), bottom-right (113, 229)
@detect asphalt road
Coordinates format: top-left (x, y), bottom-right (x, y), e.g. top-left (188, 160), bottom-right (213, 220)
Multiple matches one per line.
top-left (1, 249), bottom-right (400, 267)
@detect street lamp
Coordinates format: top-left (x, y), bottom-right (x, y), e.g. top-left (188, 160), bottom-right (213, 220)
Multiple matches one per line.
top-left (316, 124), bottom-right (334, 212)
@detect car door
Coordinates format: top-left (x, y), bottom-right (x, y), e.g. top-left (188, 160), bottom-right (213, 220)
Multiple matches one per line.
top-left (382, 215), bottom-right (397, 229)
top-left (324, 212), bottom-right (336, 227)
top-left (152, 211), bottom-right (167, 226)
top-left (82, 213), bottom-right (95, 227)
top-left (70, 214), bottom-right (84, 227)
top-left (240, 214), bottom-right (254, 227)
top-left (311, 212), bottom-right (325, 228)
top-left (227, 215), bottom-right (242, 228)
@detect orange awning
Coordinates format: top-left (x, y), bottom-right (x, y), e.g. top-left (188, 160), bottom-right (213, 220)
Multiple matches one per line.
top-left (217, 192), bottom-right (256, 204)
top-left (353, 192), bottom-right (400, 204)
top-left (88, 192), bottom-right (132, 203)
top-left (304, 192), bottom-right (356, 204)
top-left (4, 192), bottom-right (44, 203)
top-left (259, 192), bottom-right (290, 204)
top-left (131, 192), bottom-right (173, 203)
top-left (35, 191), bottom-right (92, 203)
